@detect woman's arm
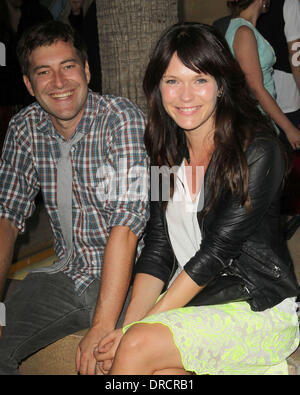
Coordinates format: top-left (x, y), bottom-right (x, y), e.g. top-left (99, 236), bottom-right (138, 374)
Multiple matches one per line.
top-left (233, 25), bottom-right (300, 149)
top-left (146, 271), bottom-right (205, 316)
top-left (123, 273), bottom-right (165, 325)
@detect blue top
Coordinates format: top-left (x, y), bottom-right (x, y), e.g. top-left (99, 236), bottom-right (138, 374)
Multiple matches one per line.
top-left (225, 17), bottom-right (276, 99)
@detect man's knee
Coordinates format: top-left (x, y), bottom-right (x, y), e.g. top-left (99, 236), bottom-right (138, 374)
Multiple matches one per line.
top-left (0, 333), bottom-right (20, 375)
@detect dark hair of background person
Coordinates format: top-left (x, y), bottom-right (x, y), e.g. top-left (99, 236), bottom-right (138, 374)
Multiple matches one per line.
top-left (227, 0), bottom-right (256, 17)
top-left (143, 22), bottom-right (281, 216)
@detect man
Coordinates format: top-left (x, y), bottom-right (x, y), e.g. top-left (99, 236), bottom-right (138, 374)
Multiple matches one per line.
top-left (0, 21), bottom-right (149, 375)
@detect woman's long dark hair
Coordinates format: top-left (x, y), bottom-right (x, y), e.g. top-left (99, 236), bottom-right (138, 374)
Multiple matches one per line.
top-left (143, 22), bottom-right (278, 215)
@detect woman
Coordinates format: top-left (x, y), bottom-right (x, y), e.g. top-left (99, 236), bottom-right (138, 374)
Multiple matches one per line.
top-left (95, 23), bottom-right (300, 375)
top-left (225, 0), bottom-right (300, 150)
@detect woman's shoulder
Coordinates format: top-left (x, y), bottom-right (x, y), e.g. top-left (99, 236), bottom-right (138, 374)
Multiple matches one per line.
top-left (227, 18), bottom-right (255, 33)
top-left (225, 18), bottom-right (256, 46)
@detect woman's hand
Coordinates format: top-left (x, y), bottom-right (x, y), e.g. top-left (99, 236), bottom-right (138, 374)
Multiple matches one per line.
top-left (94, 328), bottom-right (124, 374)
top-left (285, 126), bottom-right (300, 150)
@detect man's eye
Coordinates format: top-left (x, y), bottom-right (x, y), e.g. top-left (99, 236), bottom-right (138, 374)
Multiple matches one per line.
top-left (37, 70), bottom-right (48, 75)
top-left (64, 64), bottom-right (75, 70)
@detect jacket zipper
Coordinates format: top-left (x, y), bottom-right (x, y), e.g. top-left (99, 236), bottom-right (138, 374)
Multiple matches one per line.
top-left (240, 248), bottom-right (281, 278)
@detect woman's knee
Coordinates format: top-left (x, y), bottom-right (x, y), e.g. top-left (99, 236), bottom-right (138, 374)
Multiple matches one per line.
top-left (117, 324), bottom-right (153, 359)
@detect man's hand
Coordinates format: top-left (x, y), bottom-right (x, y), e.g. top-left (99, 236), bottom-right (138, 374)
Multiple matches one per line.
top-left (76, 326), bottom-right (110, 375)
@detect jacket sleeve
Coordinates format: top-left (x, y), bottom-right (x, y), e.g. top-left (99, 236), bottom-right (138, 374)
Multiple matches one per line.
top-left (184, 138), bottom-right (286, 286)
top-left (134, 200), bottom-right (174, 284)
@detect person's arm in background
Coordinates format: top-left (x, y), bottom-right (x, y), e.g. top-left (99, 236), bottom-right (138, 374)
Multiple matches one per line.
top-left (285, 0), bottom-right (300, 126)
top-left (233, 25), bottom-right (300, 149)
top-left (289, 39), bottom-right (300, 92)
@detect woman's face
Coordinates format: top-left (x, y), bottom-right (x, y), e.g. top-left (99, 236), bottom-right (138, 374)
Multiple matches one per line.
top-left (160, 53), bottom-right (219, 135)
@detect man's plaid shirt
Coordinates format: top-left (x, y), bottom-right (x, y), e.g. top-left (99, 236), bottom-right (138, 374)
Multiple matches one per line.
top-left (0, 91), bottom-right (149, 294)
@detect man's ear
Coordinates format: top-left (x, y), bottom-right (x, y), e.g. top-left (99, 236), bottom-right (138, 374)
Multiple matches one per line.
top-left (84, 61), bottom-right (91, 85)
top-left (23, 75), bottom-right (35, 97)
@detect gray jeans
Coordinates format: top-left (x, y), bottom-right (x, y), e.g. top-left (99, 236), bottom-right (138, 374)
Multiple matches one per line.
top-left (0, 272), bottom-right (101, 375)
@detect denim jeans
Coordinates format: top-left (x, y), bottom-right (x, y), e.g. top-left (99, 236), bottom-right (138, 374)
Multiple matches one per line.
top-left (0, 272), bottom-right (100, 375)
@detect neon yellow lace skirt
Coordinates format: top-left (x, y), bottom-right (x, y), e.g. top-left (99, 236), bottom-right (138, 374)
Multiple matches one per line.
top-left (123, 300), bottom-right (299, 375)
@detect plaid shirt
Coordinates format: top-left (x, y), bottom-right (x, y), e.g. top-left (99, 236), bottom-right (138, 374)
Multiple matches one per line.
top-left (0, 91), bottom-right (149, 294)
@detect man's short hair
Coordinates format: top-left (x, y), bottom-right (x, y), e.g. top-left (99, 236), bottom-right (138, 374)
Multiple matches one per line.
top-left (16, 21), bottom-right (88, 77)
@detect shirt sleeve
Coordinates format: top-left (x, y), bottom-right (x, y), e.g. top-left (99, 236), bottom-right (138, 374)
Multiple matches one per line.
top-left (105, 99), bottom-right (150, 239)
top-left (284, 0), bottom-right (300, 42)
top-left (0, 118), bottom-right (39, 232)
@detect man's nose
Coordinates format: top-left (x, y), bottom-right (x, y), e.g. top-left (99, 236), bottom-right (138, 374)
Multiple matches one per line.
top-left (52, 70), bottom-right (65, 88)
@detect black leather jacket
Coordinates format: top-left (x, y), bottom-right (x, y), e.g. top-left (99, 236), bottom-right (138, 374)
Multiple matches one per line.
top-left (135, 135), bottom-right (300, 311)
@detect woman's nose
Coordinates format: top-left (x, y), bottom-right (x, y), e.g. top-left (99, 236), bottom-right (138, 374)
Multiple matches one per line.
top-left (180, 84), bottom-right (194, 102)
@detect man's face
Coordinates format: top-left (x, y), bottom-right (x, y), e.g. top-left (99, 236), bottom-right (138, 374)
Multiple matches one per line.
top-left (23, 40), bottom-right (90, 136)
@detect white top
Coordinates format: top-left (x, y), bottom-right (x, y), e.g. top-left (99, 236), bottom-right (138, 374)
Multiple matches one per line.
top-left (274, 0), bottom-right (300, 113)
top-left (166, 161), bottom-right (203, 285)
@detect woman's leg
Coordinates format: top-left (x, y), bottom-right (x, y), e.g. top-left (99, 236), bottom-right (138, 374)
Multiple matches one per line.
top-left (153, 368), bottom-right (192, 375)
top-left (109, 323), bottom-right (191, 375)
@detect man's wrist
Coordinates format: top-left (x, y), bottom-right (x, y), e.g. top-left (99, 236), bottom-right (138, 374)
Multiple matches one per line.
top-left (91, 320), bottom-right (115, 333)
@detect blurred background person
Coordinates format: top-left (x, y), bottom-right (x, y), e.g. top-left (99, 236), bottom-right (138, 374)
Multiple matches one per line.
top-left (257, 0), bottom-right (300, 224)
top-left (61, 0), bottom-right (102, 93)
top-left (225, 0), bottom-right (300, 151)
top-left (0, 0), bottom-right (52, 151)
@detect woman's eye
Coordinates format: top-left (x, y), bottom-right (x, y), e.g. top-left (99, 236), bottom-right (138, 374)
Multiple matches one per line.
top-left (196, 78), bottom-right (207, 84)
top-left (166, 79), bottom-right (177, 85)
